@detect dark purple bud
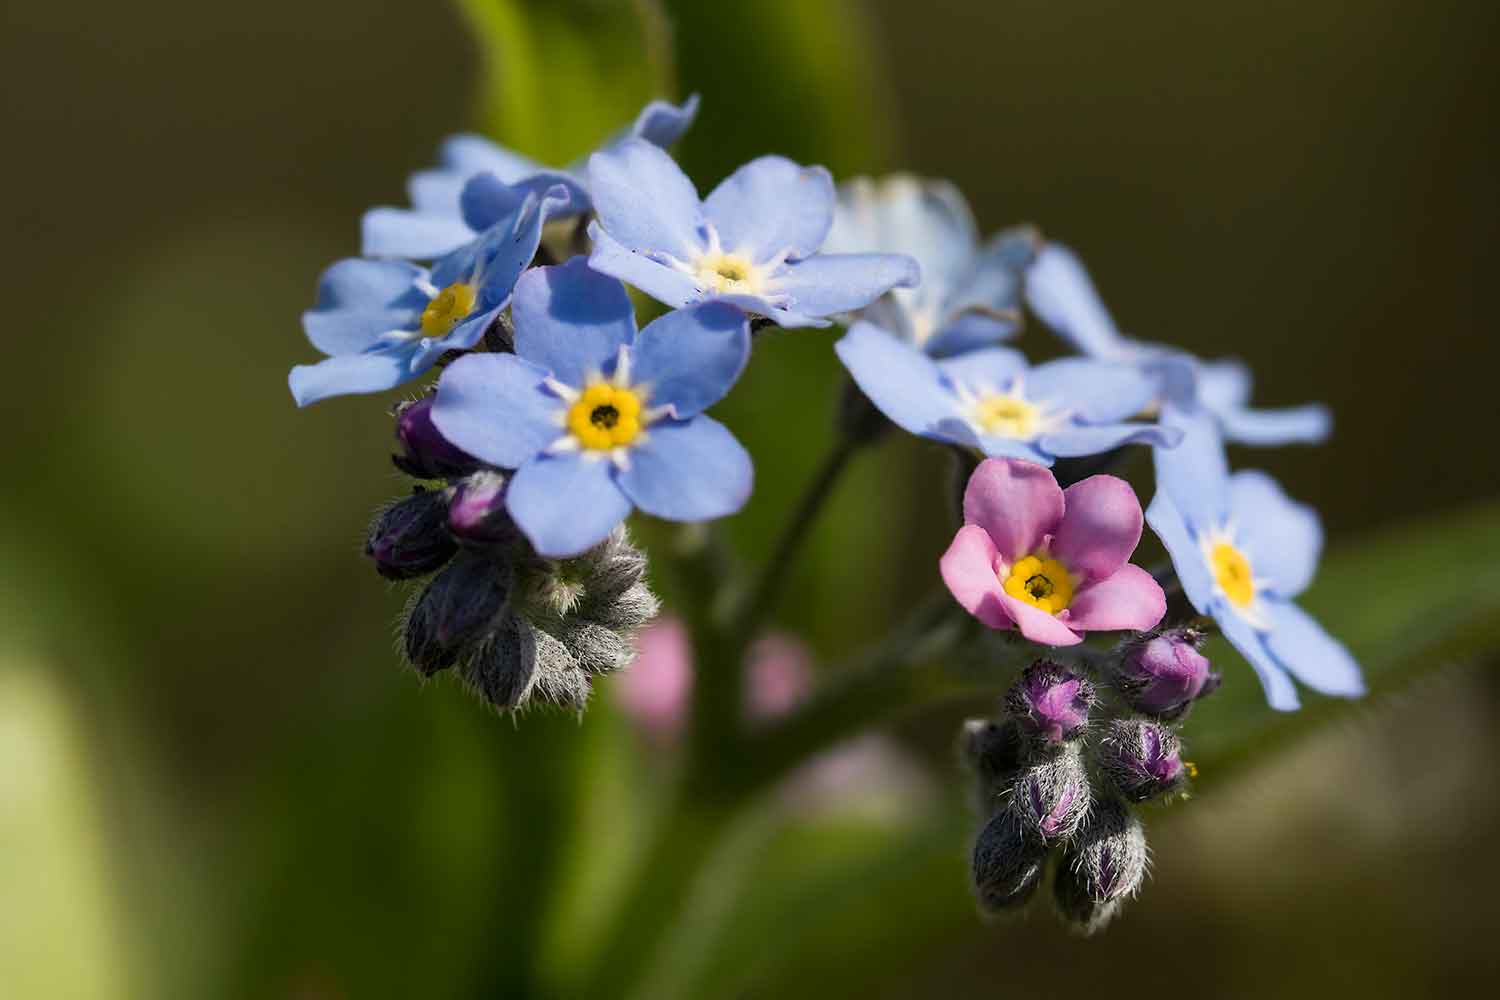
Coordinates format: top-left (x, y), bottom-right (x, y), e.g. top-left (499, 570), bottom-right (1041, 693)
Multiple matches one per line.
top-left (1011, 746), bottom-right (1090, 843)
top-left (403, 553), bottom-right (511, 675)
top-left (959, 718), bottom-right (1025, 817)
top-left (1005, 660), bottom-right (1094, 746)
top-left (392, 395), bottom-right (478, 479)
top-left (1056, 797), bottom-right (1147, 919)
top-left (448, 470), bottom-right (518, 547)
top-left (1112, 628), bottom-right (1220, 719)
top-left (1099, 719), bottom-right (1189, 802)
top-left (366, 488), bottom-right (457, 580)
top-left (971, 809), bottom-right (1047, 914)
top-left (1052, 866), bottom-right (1121, 937)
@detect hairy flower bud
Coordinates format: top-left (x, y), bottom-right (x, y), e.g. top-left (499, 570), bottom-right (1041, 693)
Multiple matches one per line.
top-left (971, 809), bottom-right (1047, 914)
top-left (1056, 797), bottom-right (1147, 917)
top-left (959, 718), bottom-right (1025, 816)
top-left (1099, 719), bottom-right (1189, 802)
top-left (366, 488), bottom-right (457, 580)
top-left (1011, 746), bottom-right (1090, 844)
top-left (392, 395), bottom-right (478, 480)
top-left (403, 553), bottom-right (511, 674)
top-left (1005, 660), bottom-right (1094, 746)
top-left (1052, 867), bottom-right (1122, 937)
top-left (447, 470), bottom-right (518, 547)
top-left (1112, 627), bottom-right (1220, 719)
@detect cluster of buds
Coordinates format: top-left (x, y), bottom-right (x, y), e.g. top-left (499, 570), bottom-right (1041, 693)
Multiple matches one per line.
top-left (365, 395), bottom-right (659, 713)
top-left (960, 629), bottom-right (1216, 933)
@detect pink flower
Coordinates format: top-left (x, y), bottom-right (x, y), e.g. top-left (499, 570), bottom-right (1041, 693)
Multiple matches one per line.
top-left (614, 618), bottom-right (695, 741)
top-left (939, 458), bottom-right (1165, 646)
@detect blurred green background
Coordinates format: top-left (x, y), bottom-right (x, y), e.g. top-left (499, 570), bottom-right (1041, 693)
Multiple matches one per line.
top-left (2, 0), bottom-right (1497, 997)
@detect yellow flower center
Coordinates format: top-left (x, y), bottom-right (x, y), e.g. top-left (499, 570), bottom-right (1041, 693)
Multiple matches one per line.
top-left (695, 251), bottom-right (761, 294)
top-left (1209, 541), bottom-right (1255, 608)
top-left (1001, 554), bottom-right (1076, 615)
top-left (972, 394), bottom-right (1041, 439)
top-left (419, 282), bottom-right (478, 338)
top-left (567, 383), bottom-right (644, 451)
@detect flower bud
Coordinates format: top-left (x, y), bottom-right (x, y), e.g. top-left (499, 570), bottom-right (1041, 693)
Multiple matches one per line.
top-left (1010, 745), bottom-right (1090, 844)
top-left (392, 395), bottom-right (478, 480)
top-left (403, 553), bottom-right (511, 674)
top-left (1099, 719), bottom-right (1189, 802)
top-left (1056, 797), bottom-right (1147, 912)
top-left (1112, 628), bottom-right (1220, 719)
top-left (447, 470), bottom-right (518, 547)
top-left (366, 488), bottom-right (457, 580)
top-left (1051, 867), bottom-right (1121, 937)
top-left (1005, 660), bottom-right (1094, 746)
top-left (971, 809), bottom-right (1047, 914)
top-left (959, 718), bottom-right (1025, 816)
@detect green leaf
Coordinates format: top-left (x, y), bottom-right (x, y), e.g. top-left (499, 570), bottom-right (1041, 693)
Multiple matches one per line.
top-left (1184, 499), bottom-right (1500, 781)
top-left (455, 0), bottom-right (676, 164)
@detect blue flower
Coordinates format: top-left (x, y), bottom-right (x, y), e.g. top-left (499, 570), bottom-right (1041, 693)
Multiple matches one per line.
top-left (362, 96), bottom-right (700, 261)
top-left (431, 257), bottom-right (753, 558)
top-left (585, 140), bottom-right (920, 328)
top-left (823, 174), bottom-right (1038, 356)
top-left (834, 322), bottom-right (1182, 465)
top-left (1146, 405), bottom-right (1364, 710)
top-left (1026, 241), bottom-right (1331, 446)
top-left (289, 187), bottom-right (567, 406)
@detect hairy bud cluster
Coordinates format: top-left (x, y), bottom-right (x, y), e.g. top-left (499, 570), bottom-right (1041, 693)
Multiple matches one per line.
top-left (960, 640), bottom-right (1213, 933)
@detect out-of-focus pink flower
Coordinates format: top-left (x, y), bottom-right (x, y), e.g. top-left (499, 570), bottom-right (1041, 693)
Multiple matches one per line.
top-left (939, 457), bottom-right (1166, 646)
top-left (614, 618), bottom-right (694, 741)
top-left (744, 633), bottom-right (813, 722)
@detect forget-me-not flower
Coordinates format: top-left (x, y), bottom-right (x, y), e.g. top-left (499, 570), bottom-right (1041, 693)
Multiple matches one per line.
top-left (1027, 241), bottom-right (1331, 446)
top-left (585, 139), bottom-right (920, 328)
top-left (431, 257), bottom-right (753, 558)
top-left (362, 96), bottom-right (700, 261)
top-left (1146, 405), bottom-right (1364, 710)
top-left (834, 322), bottom-right (1182, 465)
top-left (290, 186), bottom-right (568, 406)
top-left (823, 174), bottom-right (1038, 356)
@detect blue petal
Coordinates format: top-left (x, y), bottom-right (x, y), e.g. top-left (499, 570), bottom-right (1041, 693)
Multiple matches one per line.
top-left (430, 354), bottom-right (562, 468)
top-left (1025, 241), bottom-right (1130, 358)
top-left (458, 172), bottom-right (527, 232)
top-left (923, 311), bottom-right (1020, 358)
top-left (770, 252), bottom-right (920, 318)
top-left (289, 349), bottom-right (416, 407)
top-left (1216, 603), bottom-right (1302, 711)
top-left (627, 94), bottom-right (701, 149)
top-left (1144, 490), bottom-right (1216, 613)
top-left (407, 170), bottom-right (468, 218)
top-left (710, 292), bottom-right (828, 329)
top-left (1152, 404), bottom-right (1231, 533)
top-left (825, 176), bottom-right (976, 283)
top-left (507, 453), bottom-right (633, 558)
top-left (587, 224), bottom-right (704, 309)
top-left (301, 259), bottom-right (426, 355)
top-left (588, 139), bottom-right (706, 259)
top-left (632, 303), bottom-right (750, 417)
top-left (434, 186), bottom-right (570, 298)
top-left (1228, 470), bottom-right (1322, 598)
top-left (959, 428), bottom-right (1054, 464)
top-left (943, 224), bottom-right (1037, 323)
top-left (1219, 404), bottom-right (1332, 446)
top-left (703, 156), bottom-right (835, 263)
top-left (439, 134), bottom-right (543, 182)
top-left (1041, 421), bottom-right (1181, 457)
top-left (935, 346), bottom-right (1030, 391)
top-left (834, 323), bottom-right (961, 438)
top-left (1264, 599), bottom-right (1365, 698)
top-left (1026, 358), bottom-right (1157, 423)
top-left (1195, 358), bottom-right (1253, 410)
top-left (512, 258), bottom-right (636, 384)
top-left (361, 208), bottom-right (475, 261)
top-left (616, 416), bottom-right (753, 521)
top-left (409, 304), bottom-right (503, 372)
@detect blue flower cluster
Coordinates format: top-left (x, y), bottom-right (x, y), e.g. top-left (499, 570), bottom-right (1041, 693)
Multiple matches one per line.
top-left (290, 98), bottom-right (1361, 713)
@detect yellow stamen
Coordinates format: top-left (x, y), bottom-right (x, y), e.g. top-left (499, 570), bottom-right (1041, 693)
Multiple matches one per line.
top-left (567, 383), bottom-right (645, 451)
top-left (419, 282), bottom-right (478, 338)
top-left (1209, 542), bottom-right (1255, 608)
top-left (972, 393), bottom-right (1041, 439)
top-left (694, 251), bottom-right (761, 294)
top-left (1001, 553), bottom-right (1076, 615)
top-left (1184, 761), bottom-right (1199, 779)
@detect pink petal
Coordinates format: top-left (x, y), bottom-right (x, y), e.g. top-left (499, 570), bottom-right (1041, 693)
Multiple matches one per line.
top-left (1063, 564), bottom-right (1167, 633)
top-left (962, 458), bottom-right (1064, 563)
top-left (1000, 594), bottom-right (1084, 646)
top-left (745, 633), bottom-right (814, 722)
top-left (939, 525), bottom-right (1014, 629)
top-left (615, 617), bottom-right (695, 740)
top-left (1051, 475), bottom-right (1144, 584)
